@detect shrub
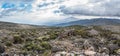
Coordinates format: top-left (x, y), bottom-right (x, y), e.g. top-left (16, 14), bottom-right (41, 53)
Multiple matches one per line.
top-left (24, 42), bottom-right (51, 52)
top-left (99, 30), bottom-right (113, 38)
top-left (5, 41), bottom-right (12, 46)
top-left (40, 41), bottom-right (51, 49)
top-left (24, 42), bottom-right (47, 52)
top-left (75, 29), bottom-right (88, 38)
top-left (26, 38), bottom-right (33, 42)
top-left (42, 50), bottom-right (51, 56)
top-left (49, 33), bottom-right (58, 39)
top-left (42, 37), bottom-right (49, 41)
top-left (13, 35), bottom-right (23, 44)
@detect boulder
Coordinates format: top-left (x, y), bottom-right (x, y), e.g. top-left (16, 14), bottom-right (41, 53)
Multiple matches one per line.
top-left (89, 29), bottom-right (99, 35)
top-left (0, 44), bottom-right (5, 53)
top-left (84, 50), bottom-right (96, 56)
top-left (51, 46), bottom-right (63, 52)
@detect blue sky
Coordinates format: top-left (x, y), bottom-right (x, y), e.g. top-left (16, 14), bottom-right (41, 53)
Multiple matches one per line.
top-left (0, 0), bottom-right (120, 25)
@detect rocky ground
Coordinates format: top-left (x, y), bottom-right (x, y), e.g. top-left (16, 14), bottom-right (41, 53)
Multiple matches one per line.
top-left (0, 25), bottom-right (120, 56)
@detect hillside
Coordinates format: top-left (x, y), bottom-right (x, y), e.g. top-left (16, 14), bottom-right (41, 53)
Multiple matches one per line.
top-left (56, 18), bottom-right (120, 26)
top-left (0, 20), bottom-right (120, 56)
top-left (0, 21), bottom-right (47, 29)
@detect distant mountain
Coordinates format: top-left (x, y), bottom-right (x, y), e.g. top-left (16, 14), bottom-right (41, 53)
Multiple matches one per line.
top-left (55, 18), bottom-right (120, 26)
top-left (46, 17), bottom-right (79, 26)
top-left (0, 21), bottom-right (46, 29)
top-left (1, 18), bottom-right (120, 28)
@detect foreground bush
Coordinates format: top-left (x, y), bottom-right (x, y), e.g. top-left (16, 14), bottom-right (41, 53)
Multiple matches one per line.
top-left (13, 35), bottom-right (23, 44)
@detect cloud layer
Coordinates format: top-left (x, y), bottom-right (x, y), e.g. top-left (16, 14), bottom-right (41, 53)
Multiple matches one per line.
top-left (0, 0), bottom-right (120, 25)
top-left (62, 0), bottom-right (120, 17)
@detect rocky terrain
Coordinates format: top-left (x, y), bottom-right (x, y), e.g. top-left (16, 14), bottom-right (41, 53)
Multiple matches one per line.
top-left (0, 20), bottom-right (120, 56)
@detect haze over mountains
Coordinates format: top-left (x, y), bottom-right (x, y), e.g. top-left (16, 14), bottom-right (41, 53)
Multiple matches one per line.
top-left (55, 18), bottom-right (120, 26)
top-left (0, 21), bottom-right (46, 29)
top-left (0, 18), bottom-right (120, 27)
top-left (0, 17), bottom-right (120, 34)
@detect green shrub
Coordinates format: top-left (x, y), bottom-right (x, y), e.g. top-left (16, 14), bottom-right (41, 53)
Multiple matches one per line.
top-left (42, 50), bottom-right (51, 56)
top-left (37, 36), bottom-right (50, 41)
top-left (40, 41), bottom-right (51, 49)
top-left (13, 35), bottom-right (23, 44)
top-left (42, 37), bottom-right (49, 41)
top-left (5, 41), bottom-right (12, 46)
top-left (23, 41), bottom-right (51, 52)
top-left (75, 29), bottom-right (88, 38)
top-left (24, 42), bottom-right (45, 51)
top-left (49, 33), bottom-right (58, 39)
top-left (26, 38), bottom-right (33, 42)
top-left (99, 30), bottom-right (113, 38)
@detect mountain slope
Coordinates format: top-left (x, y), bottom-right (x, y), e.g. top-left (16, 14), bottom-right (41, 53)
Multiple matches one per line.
top-left (56, 18), bottom-right (120, 26)
top-left (0, 21), bottom-right (46, 29)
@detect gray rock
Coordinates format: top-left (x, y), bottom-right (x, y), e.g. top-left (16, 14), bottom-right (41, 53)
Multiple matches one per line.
top-left (0, 44), bottom-right (5, 53)
top-left (52, 46), bottom-right (63, 52)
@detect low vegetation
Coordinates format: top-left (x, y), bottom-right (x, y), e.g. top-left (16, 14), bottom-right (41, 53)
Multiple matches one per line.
top-left (0, 25), bottom-right (120, 56)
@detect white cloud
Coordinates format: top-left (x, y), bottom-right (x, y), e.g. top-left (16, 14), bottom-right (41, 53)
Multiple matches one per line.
top-left (0, 0), bottom-right (120, 25)
top-left (62, 0), bottom-right (120, 17)
top-left (62, 0), bottom-right (89, 7)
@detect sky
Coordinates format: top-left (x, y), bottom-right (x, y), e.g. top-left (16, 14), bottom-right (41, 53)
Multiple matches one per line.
top-left (0, 0), bottom-right (120, 25)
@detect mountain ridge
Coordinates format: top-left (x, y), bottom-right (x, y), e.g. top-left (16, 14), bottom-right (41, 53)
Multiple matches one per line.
top-left (0, 18), bottom-right (120, 28)
top-left (55, 18), bottom-right (120, 26)
top-left (0, 21), bottom-right (47, 29)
